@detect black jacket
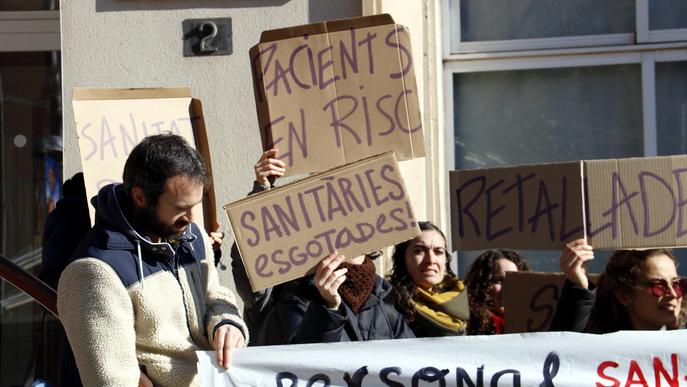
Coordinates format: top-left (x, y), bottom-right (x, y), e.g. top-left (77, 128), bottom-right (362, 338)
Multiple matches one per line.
top-left (257, 275), bottom-right (415, 345)
top-left (549, 279), bottom-right (596, 332)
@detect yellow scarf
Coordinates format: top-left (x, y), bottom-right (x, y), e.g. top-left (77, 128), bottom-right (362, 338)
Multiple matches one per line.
top-left (413, 278), bottom-right (469, 331)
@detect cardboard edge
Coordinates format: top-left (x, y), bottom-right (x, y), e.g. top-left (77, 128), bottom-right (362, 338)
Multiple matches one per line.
top-left (324, 14), bottom-right (395, 33)
top-left (257, 14), bottom-right (395, 43)
top-left (223, 210), bottom-right (262, 292)
top-left (259, 21), bottom-right (327, 43)
top-left (579, 160), bottom-right (588, 243)
top-left (73, 87), bottom-right (192, 101)
top-left (190, 99), bottom-right (218, 234)
top-left (249, 45), bottom-right (274, 151)
top-left (222, 151), bottom-right (397, 210)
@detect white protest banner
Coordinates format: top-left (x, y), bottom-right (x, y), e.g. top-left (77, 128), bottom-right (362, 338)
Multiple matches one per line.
top-left (197, 330), bottom-right (686, 387)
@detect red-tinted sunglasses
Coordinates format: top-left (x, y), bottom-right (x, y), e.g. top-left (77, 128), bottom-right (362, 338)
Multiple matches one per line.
top-left (635, 278), bottom-right (686, 298)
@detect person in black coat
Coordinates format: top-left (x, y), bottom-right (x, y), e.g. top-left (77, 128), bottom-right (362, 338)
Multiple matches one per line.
top-left (257, 252), bottom-right (415, 345)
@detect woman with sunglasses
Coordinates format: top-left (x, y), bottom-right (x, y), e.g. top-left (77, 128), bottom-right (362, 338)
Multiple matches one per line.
top-left (551, 239), bottom-right (685, 332)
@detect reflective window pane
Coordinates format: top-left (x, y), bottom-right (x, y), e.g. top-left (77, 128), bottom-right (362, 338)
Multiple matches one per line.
top-left (452, 64), bottom-right (643, 274)
top-left (0, 0), bottom-right (59, 11)
top-left (459, 0), bottom-right (634, 42)
top-left (0, 51), bottom-right (61, 385)
top-left (650, 0), bottom-right (687, 30)
top-left (0, 52), bottom-right (62, 260)
top-left (453, 65), bottom-right (643, 170)
top-left (656, 60), bottom-right (687, 274)
top-left (656, 61), bottom-right (687, 156)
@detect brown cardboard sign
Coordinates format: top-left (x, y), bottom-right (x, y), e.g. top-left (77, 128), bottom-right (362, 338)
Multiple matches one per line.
top-left (449, 161), bottom-right (585, 250)
top-left (504, 271), bottom-right (599, 333)
top-left (585, 155), bottom-right (687, 249)
top-left (72, 87), bottom-right (216, 230)
top-left (249, 14), bottom-right (424, 176)
top-left (503, 271), bottom-right (566, 333)
top-left (225, 152), bottom-right (420, 291)
top-left (451, 154), bottom-right (687, 250)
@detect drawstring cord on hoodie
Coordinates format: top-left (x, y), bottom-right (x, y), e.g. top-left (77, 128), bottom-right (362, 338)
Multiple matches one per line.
top-left (136, 240), bottom-right (145, 289)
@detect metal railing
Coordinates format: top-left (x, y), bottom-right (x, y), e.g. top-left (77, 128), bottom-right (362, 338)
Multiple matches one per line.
top-left (0, 254), bottom-right (58, 317)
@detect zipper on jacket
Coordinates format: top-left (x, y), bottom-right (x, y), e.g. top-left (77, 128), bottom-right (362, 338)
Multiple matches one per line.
top-left (172, 246), bottom-right (194, 337)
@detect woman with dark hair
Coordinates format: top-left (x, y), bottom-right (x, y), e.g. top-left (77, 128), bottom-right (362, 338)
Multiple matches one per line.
top-left (464, 249), bottom-right (530, 335)
top-left (552, 239), bottom-right (685, 332)
top-left (390, 221), bottom-right (470, 337)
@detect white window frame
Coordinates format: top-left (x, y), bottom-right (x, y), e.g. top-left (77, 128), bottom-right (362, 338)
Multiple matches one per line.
top-left (445, 0), bottom-right (687, 56)
top-left (0, 11), bottom-right (60, 52)
top-left (636, 0), bottom-right (687, 44)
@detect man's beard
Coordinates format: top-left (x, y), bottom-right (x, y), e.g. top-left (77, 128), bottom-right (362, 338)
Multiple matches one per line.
top-left (139, 204), bottom-right (186, 241)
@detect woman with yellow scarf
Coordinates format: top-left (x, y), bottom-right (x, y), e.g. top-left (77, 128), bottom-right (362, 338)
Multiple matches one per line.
top-left (389, 222), bottom-right (470, 337)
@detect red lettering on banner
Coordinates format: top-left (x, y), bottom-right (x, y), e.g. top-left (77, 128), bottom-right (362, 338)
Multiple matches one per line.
top-left (596, 361), bottom-right (620, 387)
top-left (653, 354), bottom-right (679, 387)
top-left (596, 355), bottom-right (682, 387)
top-left (625, 360), bottom-right (649, 387)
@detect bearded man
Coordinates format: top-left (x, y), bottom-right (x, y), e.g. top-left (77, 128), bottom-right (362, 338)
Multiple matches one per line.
top-left (58, 134), bottom-right (247, 386)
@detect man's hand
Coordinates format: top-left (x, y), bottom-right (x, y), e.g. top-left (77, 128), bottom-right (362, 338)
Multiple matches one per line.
top-left (209, 221), bottom-right (224, 253)
top-left (214, 324), bottom-right (246, 369)
top-left (560, 238), bottom-right (594, 289)
top-left (254, 148), bottom-right (286, 187)
top-left (138, 372), bottom-right (153, 387)
top-left (314, 252), bottom-right (348, 310)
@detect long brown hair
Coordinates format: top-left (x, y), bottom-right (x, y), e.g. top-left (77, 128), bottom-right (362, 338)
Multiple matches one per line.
top-left (587, 248), bottom-right (677, 333)
top-left (389, 221), bottom-right (455, 323)
top-left (464, 249), bottom-right (530, 335)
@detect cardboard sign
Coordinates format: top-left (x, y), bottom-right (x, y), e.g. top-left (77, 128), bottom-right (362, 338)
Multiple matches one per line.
top-left (449, 161), bottom-right (585, 250)
top-left (504, 271), bottom-right (600, 334)
top-left (503, 271), bottom-right (566, 333)
top-left (451, 154), bottom-right (687, 250)
top-left (585, 155), bottom-right (687, 249)
top-left (224, 152), bottom-right (420, 291)
top-left (250, 14), bottom-right (424, 176)
top-left (72, 87), bottom-right (216, 229)
top-left (198, 331), bottom-right (687, 387)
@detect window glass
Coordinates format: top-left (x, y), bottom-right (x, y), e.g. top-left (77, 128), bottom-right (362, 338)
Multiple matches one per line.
top-left (452, 64), bottom-right (644, 274)
top-left (650, 0), bottom-right (687, 30)
top-left (0, 51), bottom-right (61, 385)
top-left (459, 0), bottom-right (634, 42)
top-left (0, 0), bottom-right (59, 11)
top-left (655, 60), bottom-right (687, 277)
top-left (453, 64), bottom-right (643, 170)
top-left (656, 61), bottom-right (687, 156)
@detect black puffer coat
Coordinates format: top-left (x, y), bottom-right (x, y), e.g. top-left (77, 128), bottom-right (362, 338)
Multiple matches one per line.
top-left (256, 275), bottom-right (415, 345)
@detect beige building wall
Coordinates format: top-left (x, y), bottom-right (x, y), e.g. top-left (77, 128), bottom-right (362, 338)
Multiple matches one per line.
top-left (61, 0), bottom-right (440, 280)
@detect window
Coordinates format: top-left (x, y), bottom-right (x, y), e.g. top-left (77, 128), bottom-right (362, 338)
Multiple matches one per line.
top-left (0, 5), bottom-right (61, 385)
top-left (443, 0), bottom-right (687, 275)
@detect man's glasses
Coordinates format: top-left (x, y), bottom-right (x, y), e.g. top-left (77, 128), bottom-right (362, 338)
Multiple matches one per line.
top-left (635, 278), bottom-right (686, 298)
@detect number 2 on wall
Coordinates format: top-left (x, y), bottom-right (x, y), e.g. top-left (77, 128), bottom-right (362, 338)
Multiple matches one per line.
top-left (199, 21), bottom-right (218, 52)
